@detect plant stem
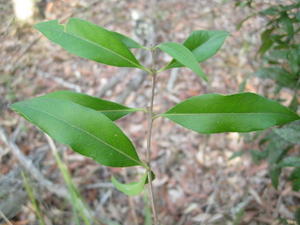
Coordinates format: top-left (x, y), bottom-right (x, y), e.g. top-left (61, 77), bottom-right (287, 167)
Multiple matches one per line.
top-left (146, 70), bottom-right (158, 225)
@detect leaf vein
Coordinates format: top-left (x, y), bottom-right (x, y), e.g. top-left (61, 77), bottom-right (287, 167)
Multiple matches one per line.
top-left (58, 28), bottom-right (143, 69)
top-left (22, 104), bottom-right (143, 166)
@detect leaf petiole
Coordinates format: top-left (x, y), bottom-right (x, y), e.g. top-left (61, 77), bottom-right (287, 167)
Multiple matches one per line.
top-left (152, 113), bottom-right (162, 120)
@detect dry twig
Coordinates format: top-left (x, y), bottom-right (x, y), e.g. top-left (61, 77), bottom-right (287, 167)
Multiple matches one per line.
top-left (0, 209), bottom-right (13, 225)
top-left (0, 125), bottom-right (68, 198)
top-left (97, 69), bottom-right (130, 97)
top-left (37, 70), bottom-right (82, 92)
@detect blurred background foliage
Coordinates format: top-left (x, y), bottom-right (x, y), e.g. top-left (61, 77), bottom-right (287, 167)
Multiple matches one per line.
top-left (236, 0), bottom-right (300, 223)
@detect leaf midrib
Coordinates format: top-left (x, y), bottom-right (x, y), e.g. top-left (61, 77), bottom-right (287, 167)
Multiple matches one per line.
top-left (162, 112), bottom-right (296, 117)
top-left (55, 27), bottom-right (143, 69)
top-left (167, 33), bottom-right (228, 68)
top-left (96, 109), bottom-right (138, 113)
top-left (189, 33), bottom-right (228, 52)
top-left (21, 104), bottom-right (142, 166)
top-left (160, 42), bottom-right (204, 77)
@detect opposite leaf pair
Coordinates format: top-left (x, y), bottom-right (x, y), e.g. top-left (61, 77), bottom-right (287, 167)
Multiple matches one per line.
top-left (11, 90), bottom-right (300, 195)
top-left (35, 18), bottom-right (228, 81)
top-left (11, 90), bottom-right (299, 164)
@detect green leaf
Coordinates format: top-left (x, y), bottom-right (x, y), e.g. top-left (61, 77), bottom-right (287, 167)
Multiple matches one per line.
top-left (229, 151), bottom-right (245, 160)
top-left (278, 157), bottom-right (300, 167)
top-left (269, 166), bottom-right (282, 189)
top-left (111, 172), bottom-right (148, 196)
top-left (290, 168), bottom-right (300, 180)
top-left (157, 42), bottom-right (207, 81)
top-left (290, 168), bottom-right (300, 191)
top-left (233, 208), bottom-right (245, 225)
top-left (295, 208), bottom-right (300, 225)
top-left (235, 0), bottom-right (253, 7)
top-left (273, 121), bottom-right (300, 144)
top-left (259, 29), bottom-right (274, 56)
top-left (259, 40), bottom-right (273, 56)
top-left (112, 31), bottom-right (143, 49)
top-left (10, 97), bottom-right (144, 167)
top-left (259, 6), bottom-right (280, 16)
top-left (287, 47), bottom-right (300, 74)
top-left (267, 143), bottom-right (290, 165)
top-left (262, 131), bottom-right (291, 165)
top-left (45, 90), bottom-right (141, 121)
top-left (280, 13), bottom-right (294, 39)
top-left (143, 193), bottom-right (152, 225)
top-left (289, 95), bottom-right (299, 112)
top-left (281, 3), bottom-right (300, 11)
top-left (254, 67), bottom-right (298, 89)
top-left (250, 150), bottom-right (268, 163)
top-left (166, 30), bottom-right (229, 68)
top-left (296, 11), bottom-right (300, 22)
top-left (292, 179), bottom-right (300, 191)
top-left (161, 92), bottom-right (300, 134)
top-left (35, 18), bottom-right (146, 70)
top-left (265, 49), bottom-right (289, 62)
top-left (237, 13), bottom-right (257, 30)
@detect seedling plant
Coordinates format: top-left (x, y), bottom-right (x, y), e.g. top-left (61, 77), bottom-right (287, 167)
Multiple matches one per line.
top-left (10, 18), bottom-right (300, 225)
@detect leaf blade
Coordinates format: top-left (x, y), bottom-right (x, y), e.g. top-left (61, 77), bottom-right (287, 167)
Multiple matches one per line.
top-left (254, 67), bottom-right (297, 89)
top-left (112, 31), bottom-right (143, 49)
top-left (269, 166), bottom-right (282, 189)
top-left (273, 121), bottom-right (300, 144)
top-left (166, 30), bottom-right (229, 69)
top-left (161, 92), bottom-right (299, 134)
top-left (10, 97), bottom-right (143, 167)
top-left (111, 172), bottom-right (148, 196)
top-left (35, 19), bottom-right (145, 69)
top-left (279, 157), bottom-right (300, 167)
top-left (45, 90), bottom-right (141, 121)
top-left (157, 42), bottom-right (207, 80)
